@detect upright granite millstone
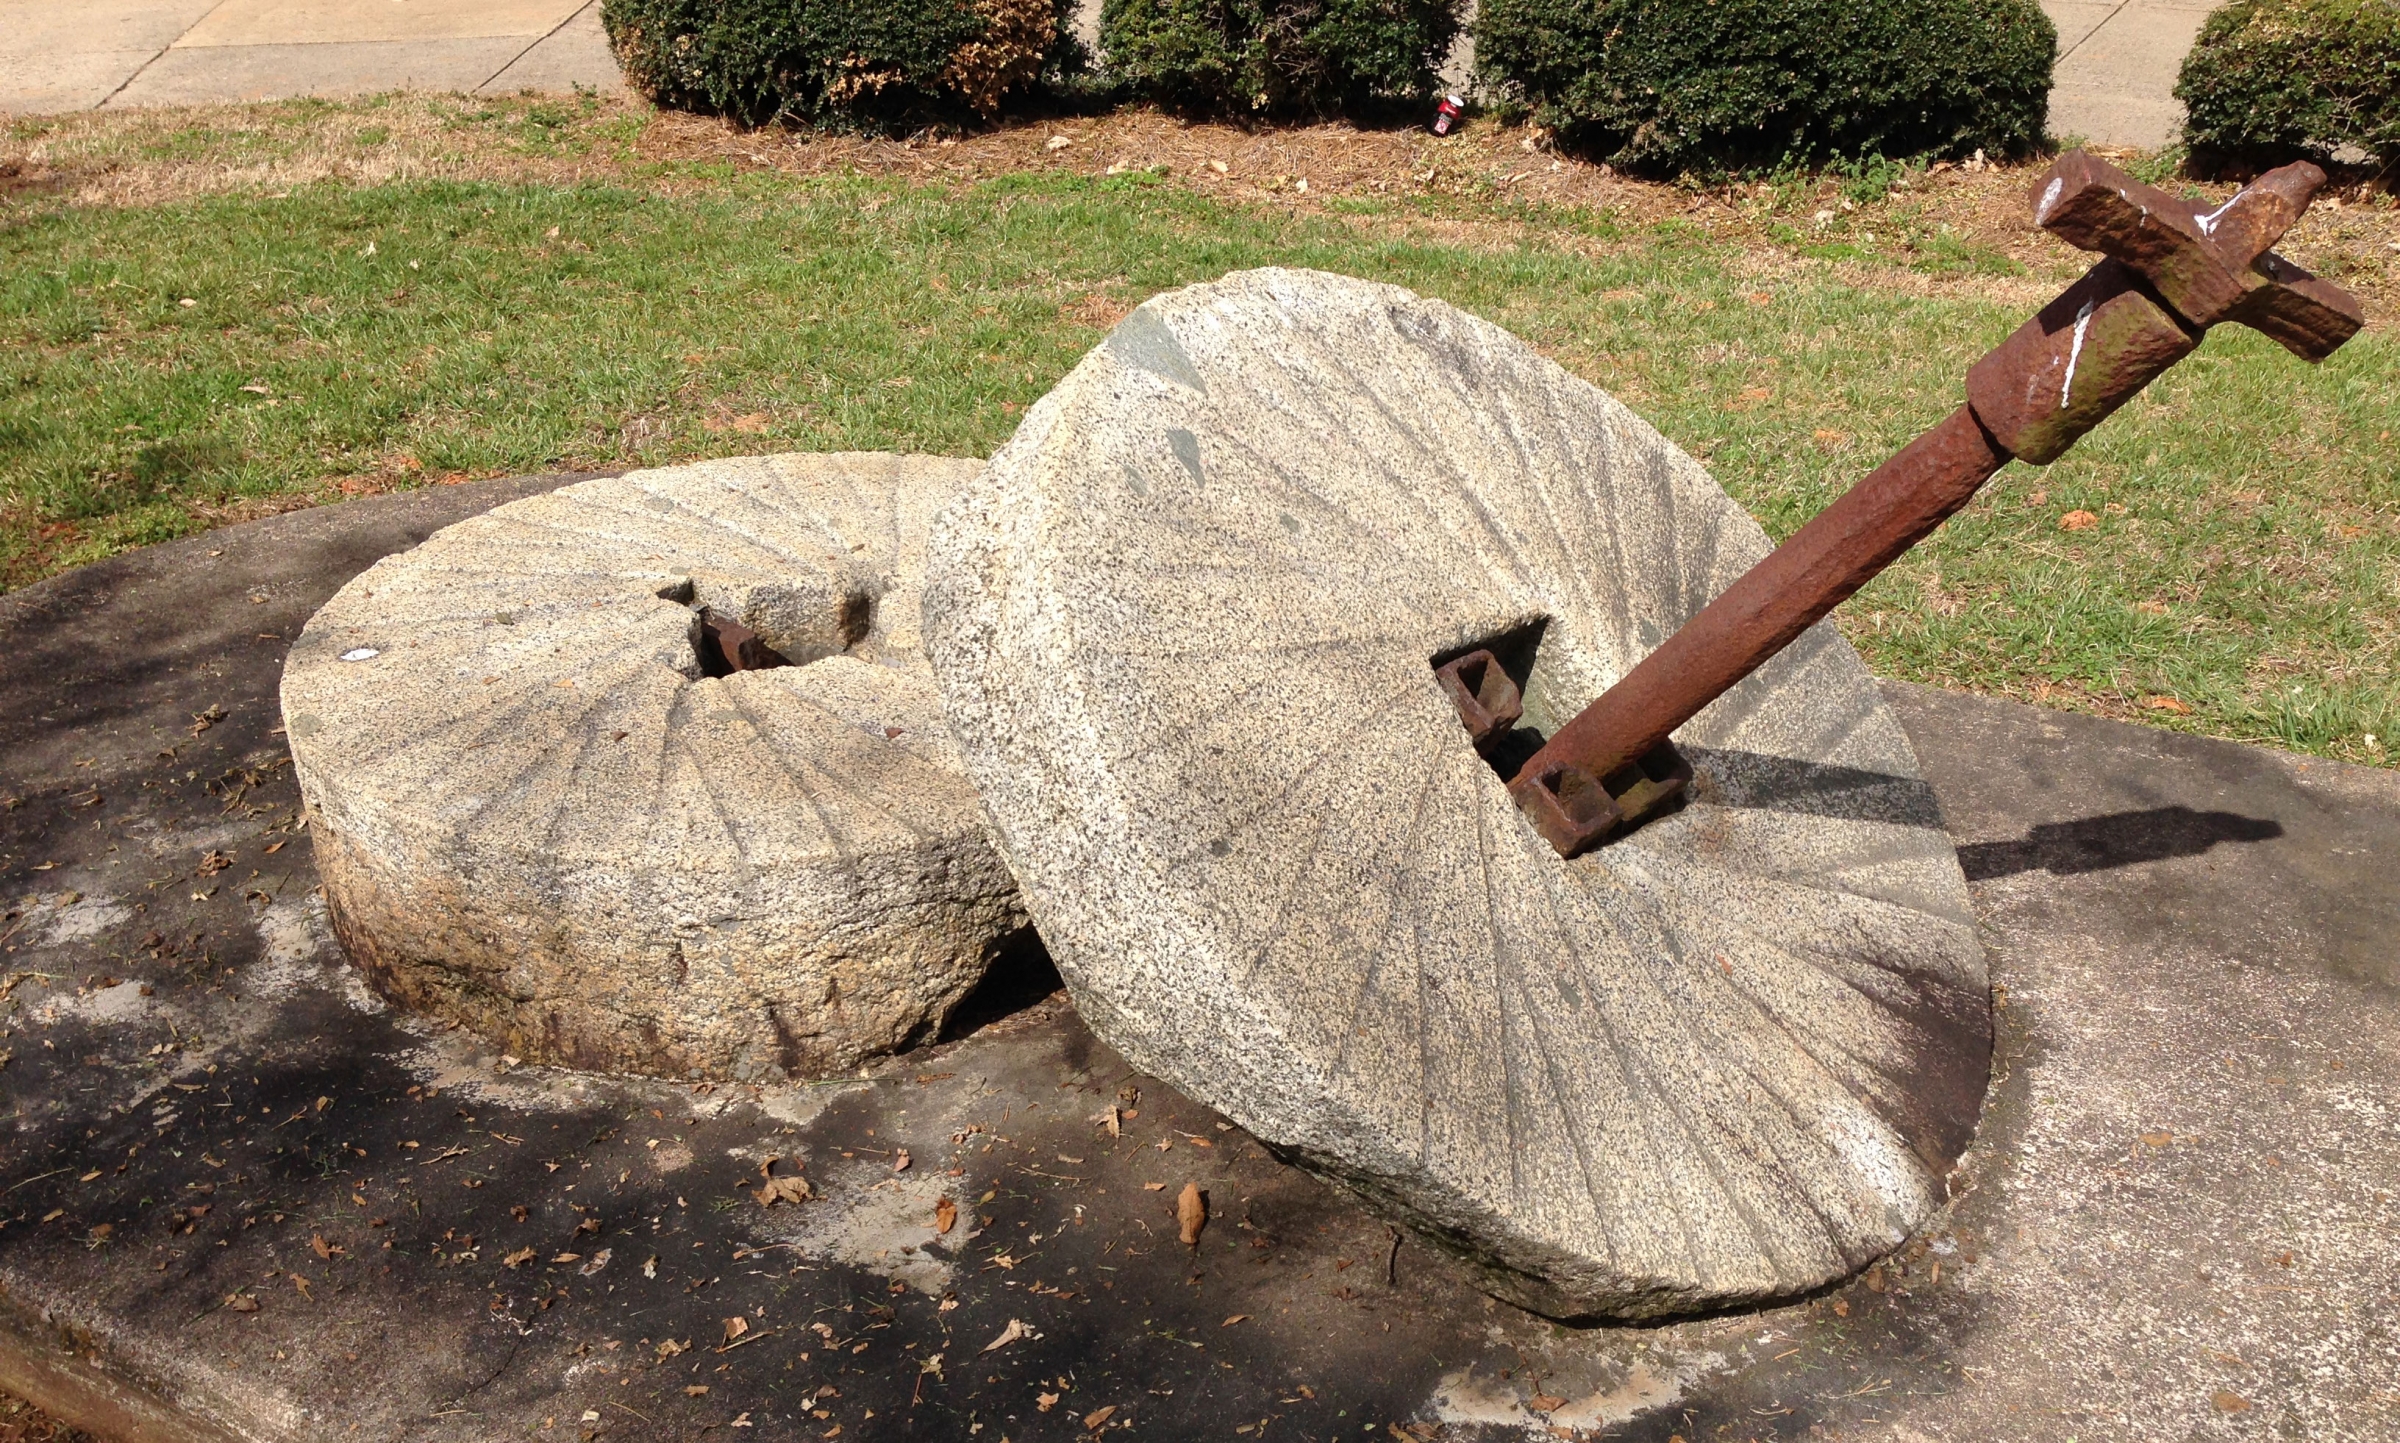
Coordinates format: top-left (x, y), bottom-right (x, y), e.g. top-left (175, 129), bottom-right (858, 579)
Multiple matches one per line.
top-left (924, 269), bottom-right (1992, 1319)
top-left (282, 453), bottom-right (1027, 1082)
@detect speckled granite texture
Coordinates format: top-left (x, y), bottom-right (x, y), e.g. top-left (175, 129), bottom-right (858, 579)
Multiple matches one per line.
top-left (925, 269), bottom-right (1992, 1318)
top-left (282, 452), bottom-right (1026, 1082)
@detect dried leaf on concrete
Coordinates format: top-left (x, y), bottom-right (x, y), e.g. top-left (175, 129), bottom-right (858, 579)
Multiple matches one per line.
top-left (756, 1158), bottom-right (813, 1207)
top-left (934, 1197), bottom-right (957, 1235)
top-left (982, 1318), bottom-right (1038, 1352)
top-left (1177, 1183), bottom-right (1206, 1246)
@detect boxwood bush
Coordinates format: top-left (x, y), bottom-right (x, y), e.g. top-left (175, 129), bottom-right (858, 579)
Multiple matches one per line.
top-left (603, 0), bottom-right (1064, 128)
top-left (1099, 0), bottom-right (1462, 117)
top-left (1473, 0), bottom-right (2055, 175)
top-left (2177, 0), bottom-right (2400, 170)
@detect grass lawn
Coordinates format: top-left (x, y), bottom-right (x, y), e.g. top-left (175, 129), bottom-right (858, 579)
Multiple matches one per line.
top-left (2, 96), bottom-right (2394, 767)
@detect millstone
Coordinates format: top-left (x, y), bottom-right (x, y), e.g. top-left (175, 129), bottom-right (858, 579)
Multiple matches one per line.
top-left (282, 453), bottom-right (1026, 1082)
top-left (925, 269), bottom-right (1991, 1319)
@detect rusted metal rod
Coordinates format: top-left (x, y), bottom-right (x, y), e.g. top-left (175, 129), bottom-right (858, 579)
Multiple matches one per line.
top-left (1501, 151), bottom-right (2364, 859)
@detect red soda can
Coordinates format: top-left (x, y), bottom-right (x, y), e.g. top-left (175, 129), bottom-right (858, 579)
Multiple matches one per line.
top-left (1432, 95), bottom-right (1463, 136)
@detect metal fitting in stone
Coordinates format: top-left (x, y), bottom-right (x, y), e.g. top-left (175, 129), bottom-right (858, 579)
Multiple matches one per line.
top-left (282, 453), bottom-right (1027, 1083)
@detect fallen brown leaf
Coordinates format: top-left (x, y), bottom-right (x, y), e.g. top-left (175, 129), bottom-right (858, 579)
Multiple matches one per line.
top-left (227, 1293), bottom-right (259, 1312)
top-left (503, 1246), bottom-right (537, 1268)
top-left (1221, 1314), bottom-right (1249, 1327)
top-left (1177, 1183), bottom-right (1207, 1246)
top-left (2140, 696), bottom-right (2193, 714)
top-left (1038, 1392), bottom-right (1060, 1412)
top-left (2059, 509), bottom-right (2099, 531)
top-left (1532, 1393), bottom-right (1566, 1412)
top-left (756, 1157), bottom-right (813, 1207)
top-left (935, 1196), bottom-right (958, 1235)
top-left (982, 1318), bottom-right (1037, 1352)
top-left (1084, 1405), bottom-right (1117, 1431)
top-left (2213, 1390), bottom-right (2251, 1414)
top-left (724, 1316), bottom-right (748, 1343)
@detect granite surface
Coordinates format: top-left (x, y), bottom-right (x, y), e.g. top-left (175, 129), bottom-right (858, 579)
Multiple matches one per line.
top-left (281, 453), bottom-right (1025, 1083)
top-left (926, 269), bottom-right (1993, 1318)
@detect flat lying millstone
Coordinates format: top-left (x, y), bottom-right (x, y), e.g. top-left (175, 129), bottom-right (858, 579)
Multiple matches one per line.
top-left (926, 269), bottom-right (1991, 1319)
top-left (282, 452), bottom-right (1026, 1082)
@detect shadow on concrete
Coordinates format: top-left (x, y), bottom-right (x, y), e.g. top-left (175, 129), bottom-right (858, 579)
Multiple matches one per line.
top-left (1957, 805), bottom-right (2284, 881)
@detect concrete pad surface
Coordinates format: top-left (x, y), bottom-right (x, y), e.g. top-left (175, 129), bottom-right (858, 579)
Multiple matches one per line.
top-left (2, 480), bottom-right (2396, 1441)
top-left (479, 1), bottom-right (621, 96)
top-left (0, 0), bottom-right (219, 53)
top-left (174, 0), bottom-right (589, 48)
top-left (103, 36), bottom-right (530, 107)
top-left (0, 0), bottom-right (220, 113)
top-left (0, 49), bottom-right (157, 115)
top-left (2042, 0), bottom-right (2121, 55)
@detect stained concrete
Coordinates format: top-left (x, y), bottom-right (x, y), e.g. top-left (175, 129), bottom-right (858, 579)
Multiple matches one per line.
top-left (928, 269), bottom-right (1990, 1320)
top-left (3, 479), bottom-right (2397, 1440)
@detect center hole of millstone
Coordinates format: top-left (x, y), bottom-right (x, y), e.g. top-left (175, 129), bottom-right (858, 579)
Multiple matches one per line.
top-left (656, 577), bottom-right (871, 679)
top-left (1431, 619), bottom-right (1554, 779)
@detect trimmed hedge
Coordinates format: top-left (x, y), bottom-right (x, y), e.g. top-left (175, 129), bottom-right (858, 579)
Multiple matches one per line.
top-left (603, 0), bottom-right (1062, 128)
top-left (1473, 0), bottom-right (2056, 174)
top-left (1099, 0), bottom-right (1462, 117)
top-left (2177, 0), bottom-right (2400, 169)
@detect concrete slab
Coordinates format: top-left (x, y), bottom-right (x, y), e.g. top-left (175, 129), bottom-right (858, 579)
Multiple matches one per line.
top-left (103, 36), bottom-right (530, 107)
top-left (172, 0), bottom-right (589, 48)
top-left (2043, 0), bottom-right (2121, 55)
top-left (3, 481), bottom-right (2396, 1439)
top-left (0, 49), bottom-right (158, 115)
top-left (0, 0), bottom-right (218, 114)
top-left (479, 2), bottom-right (621, 96)
top-left (2042, 0), bottom-right (2227, 149)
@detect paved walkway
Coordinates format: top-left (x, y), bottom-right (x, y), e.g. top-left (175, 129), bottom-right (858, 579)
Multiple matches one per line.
top-left (2042, 0), bottom-right (2226, 149)
top-left (4, 1), bottom-right (2214, 149)
top-left (0, 0), bottom-right (620, 114)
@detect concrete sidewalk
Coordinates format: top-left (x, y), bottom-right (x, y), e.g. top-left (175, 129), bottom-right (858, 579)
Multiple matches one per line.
top-left (2, 2), bottom-right (2220, 148)
top-left (0, 0), bottom-right (622, 114)
top-left (2043, 0), bottom-right (2227, 149)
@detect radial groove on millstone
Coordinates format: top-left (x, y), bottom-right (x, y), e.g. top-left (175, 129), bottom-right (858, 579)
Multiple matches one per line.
top-left (282, 453), bottom-right (1027, 1083)
top-left (924, 269), bottom-right (1990, 1319)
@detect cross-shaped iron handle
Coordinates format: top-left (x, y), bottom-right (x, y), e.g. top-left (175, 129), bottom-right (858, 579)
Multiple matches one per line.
top-left (1484, 151), bottom-right (2364, 859)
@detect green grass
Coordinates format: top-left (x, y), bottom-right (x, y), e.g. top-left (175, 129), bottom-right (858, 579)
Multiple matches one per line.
top-left (1, 166), bottom-right (2393, 765)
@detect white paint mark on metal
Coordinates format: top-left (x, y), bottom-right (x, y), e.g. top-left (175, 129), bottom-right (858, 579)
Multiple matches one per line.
top-left (2061, 299), bottom-right (2097, 409)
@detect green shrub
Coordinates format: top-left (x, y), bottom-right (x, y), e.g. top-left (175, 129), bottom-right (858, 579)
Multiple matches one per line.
top-left (1473, 0), bottom-right (2055, 175)
top-left (602, 0), bottom-right (1063, 128)
top-left (2177, 0), bottom-right (2400, 169)
top-left (1099, 0), bottom-right (1462, 117)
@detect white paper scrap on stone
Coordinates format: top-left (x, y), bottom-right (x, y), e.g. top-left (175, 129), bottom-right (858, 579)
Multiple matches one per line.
top-left (283, 453), bottom-right (1026, 1082)
top-left (925, 269), bottom-right (1989, 1318)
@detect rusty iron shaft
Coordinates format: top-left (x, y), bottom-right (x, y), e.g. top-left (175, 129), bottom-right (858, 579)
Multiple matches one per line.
top-left (1505, 151), bottom-right (2363, 859)
top-left (1506, 406), bottom-right (2006, 852)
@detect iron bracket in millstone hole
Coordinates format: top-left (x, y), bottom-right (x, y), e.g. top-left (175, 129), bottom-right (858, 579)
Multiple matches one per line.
top-left (1450, 151), bottom-right (2364, 860)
